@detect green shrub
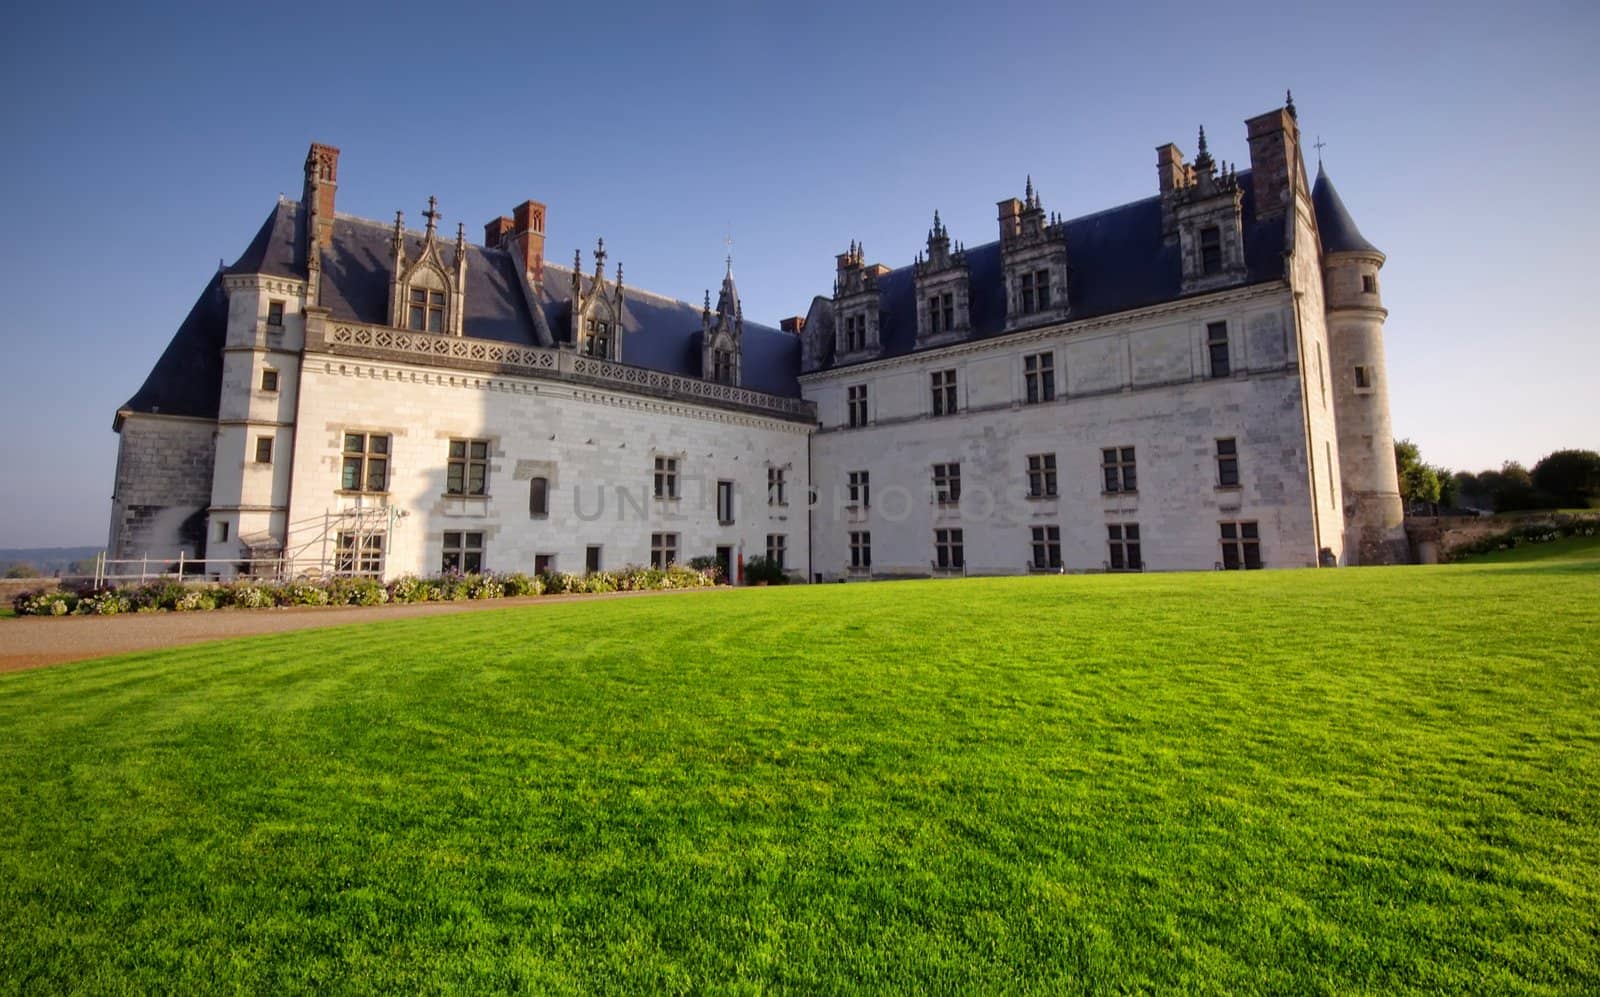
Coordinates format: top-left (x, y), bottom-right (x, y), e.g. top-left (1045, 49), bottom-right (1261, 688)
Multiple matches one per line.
top-left (743, 555), bottom-right (789, 585)
top-left (501, 572), bottom-right (541, 597)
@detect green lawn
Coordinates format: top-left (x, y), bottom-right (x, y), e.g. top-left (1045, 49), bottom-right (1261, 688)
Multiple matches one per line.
top-left (2, 551), bottom-right (1598, 993)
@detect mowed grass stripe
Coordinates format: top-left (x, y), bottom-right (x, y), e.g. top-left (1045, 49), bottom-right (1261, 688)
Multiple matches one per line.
top-left (1, 548), bottom-right (1597, 993)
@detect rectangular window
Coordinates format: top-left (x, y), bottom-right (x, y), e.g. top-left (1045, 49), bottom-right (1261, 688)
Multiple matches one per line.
top-left (1216, 438), bottom-right (1240, 488)
top-left (338, 531), bottom-right (385, 576)
top-left (653, 457), bottom-right (679, 499)
top-left (927, 294), bottom-right (942, 334)
top-left (1220, 521), bottom-right (1262, 570)
top-left (446, 439), bottom-right (489, 496)
top-left (260, 368), bottom-right (279, 393)
top-left (650, 532), bottom-right (678, 569)
top-left (1207, 321), bottom-right (1230, 378)
top-left (845, 314), bottom-right (866, 352)
top-left (1035, 269), bottom-right (1051, 310)
top-left (847, 384), bottom-right (869, 427)
top-left (717, 479), bottom-right (735, 525)
top-left (1024, 351), bottom-right (1056, 404)
top-left (1020, 272), bottom-right (1035, 315)
top-left (1354, 365), bottom-right (1371, 389)
top-left (1200, 226), bottom-right (1222, 275)
top-left (931, 368), bottom-right (958, 416)
top-left (934, 528), bottom-right (965, 571)
top-left (849, 530), bottom-right (871, 571)
top-left (254, 436), bottom-right (273, 465)
top-left (408, 288), bottom-right (445, 332)
top-left (1107, 524), bottom-right (1142, 571)
top-left (768, 466), bottom-right (787, 506)
top-left (848, 470), bottom-right (870, 508)
top-left (534, 554), bottom-right (556, 575)
top-left (529, 476), bottom-right (549, 518)
top-left (1362, 274), bottom-right (1377, 294)
top-left (1031, 525), bottom-right (1062, 570)
top-left (1027, 453), bottom-right (1058, 498)
top-left (216, 521), bottom-right (229, 542)
top-left (766, 534), bottom-right (787, 569)
top-left (941, 291), bottom-right (955, 332)
top-left (266, 300), bottom-right (285, 328)
top-left (1101, 446), bottom-right (1137, 494)
top-left (341, 432), bottom-right (390, 493)
top-left (932, 462), bottom-right (961, 505)
top-left (586, 545), bottom-right (602, 573)
top-left (440, 531), bottom-right (482, 574)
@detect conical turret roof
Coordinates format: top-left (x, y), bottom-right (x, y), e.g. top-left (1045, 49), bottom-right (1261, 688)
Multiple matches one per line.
top-left (1312, 165), bottom-right (1382, 256)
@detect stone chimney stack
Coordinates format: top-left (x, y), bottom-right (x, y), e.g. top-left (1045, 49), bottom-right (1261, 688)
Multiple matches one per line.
top-left (484, 216), bottom-right (513, 249)
top-left (1156, 143), bottom-right (1190, 196)
top-left (779, 316), bottom-right (806, 334)
top-left (510, 200), bottom-right (547, 283)
top-left (302, 143), bottom-right (340, 252)
top-left (1245, 101), bottom-right (1300, 220)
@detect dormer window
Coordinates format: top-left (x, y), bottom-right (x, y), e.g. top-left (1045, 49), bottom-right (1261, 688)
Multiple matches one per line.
top-left (408, 288), bottom-right (445, 332)
top-left (1020, 270), bottom-right (1051, 314)
top-left (927, 292), bottom-right (954, 333)
top-left (1200, 227), bottom-right (1223, 275)
top-left (711, 348), bottom-right (735, 385)
top-left (845, 314), bottom-right (867, 352)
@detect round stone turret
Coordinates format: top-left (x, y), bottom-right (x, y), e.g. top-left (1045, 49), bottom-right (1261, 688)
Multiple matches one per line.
top-left (1314, 166), bottom-right (1408, 564)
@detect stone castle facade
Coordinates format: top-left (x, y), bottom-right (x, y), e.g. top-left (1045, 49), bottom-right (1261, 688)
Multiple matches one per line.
top-left (108, 95), bottom-right (1408, 580)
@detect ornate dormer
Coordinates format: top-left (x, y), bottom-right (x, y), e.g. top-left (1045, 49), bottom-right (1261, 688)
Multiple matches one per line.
top-left (1166, 127), bottom-right (1248, 294)
top-left (701, 259), bottom-right (742, 385)
top-left (832, 241), bottom-right (886, 360)
top-left (997, 177), bottom-right (1070, 332)
top-left (571, 238), bottom-right (625, 360)
top-left (914, 211), bottom-right (971, 347)
top-left (388, 197), bottom-right (468, 336)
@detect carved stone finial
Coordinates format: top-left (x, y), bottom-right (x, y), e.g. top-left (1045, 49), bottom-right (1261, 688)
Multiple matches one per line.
top-left (615, 261), bottom-right (623, 288)
top-left (1193, 125), bottom-right (1215, 175)
top-left (1286, 89), bottom-right (1297, 120)
top-left (704, 289), bottom-right (711, 313)
top-left (574, 247), bottom-right (582, 272)
top-left (1025, 174), bottom-right (1035, 208)
top-left (594, 237), bottom-right (606, 266)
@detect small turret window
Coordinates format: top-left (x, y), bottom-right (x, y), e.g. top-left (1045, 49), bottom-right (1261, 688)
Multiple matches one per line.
top-left (1354, 366), bottom-right (1372, 390)
top-left (1200, 227), bottom-right (1223, 275)
top-left (1362, 274), bottom-right (1377, 294)
top-left (408, 288), bottom-right (445, 332)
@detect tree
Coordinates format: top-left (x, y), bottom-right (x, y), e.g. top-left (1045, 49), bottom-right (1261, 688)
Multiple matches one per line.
top-left (1492, 460), bottom-right (1547, 512)
top-left (1433, 465), bottom-right (1460, 510)
top-left (1394, 439), bottom-right (1441, 511)
top-left (1531, 449), bottom-right (1600, 508)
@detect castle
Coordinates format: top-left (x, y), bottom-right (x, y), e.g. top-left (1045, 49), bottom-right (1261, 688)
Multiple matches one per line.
top-left (108, 95), bottom-right (1408, 581)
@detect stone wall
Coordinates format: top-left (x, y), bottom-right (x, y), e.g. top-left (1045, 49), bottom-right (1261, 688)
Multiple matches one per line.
top-left (108, 414), bottom-right (217, 561)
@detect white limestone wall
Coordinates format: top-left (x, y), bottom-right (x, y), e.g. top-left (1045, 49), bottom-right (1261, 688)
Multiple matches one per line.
top-left (804, 285), bottom-right (1323, 576)
top-left (286, 355), bottom-right (812, 579)
top-left (1285, 194), bottom-right (1348, 563)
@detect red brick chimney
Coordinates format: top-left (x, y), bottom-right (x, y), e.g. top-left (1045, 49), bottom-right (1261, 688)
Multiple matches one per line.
top-left (1245, 105), bottom-right (1300, 220)
top-left (484, 216), bottom-right (513, 249)
top-left (302, 143), bottom-right (339, 251)
top-left (779, 316), bottom-right (806, 334)
top-left (511, 200), bottom-right (546, 282)
top-left (1155, 143), bottom-right (1190, 196)
top-left (996, 197), bottom-right (1024, 244)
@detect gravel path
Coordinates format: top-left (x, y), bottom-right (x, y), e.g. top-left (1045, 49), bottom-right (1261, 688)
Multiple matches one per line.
top-left (0, 588), bottom-right (718, 675)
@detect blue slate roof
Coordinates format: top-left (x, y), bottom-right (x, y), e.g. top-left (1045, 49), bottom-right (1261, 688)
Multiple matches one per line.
top-left (1312, 166), bottom-right (1381, 256)
top-left (818, 175), bottom-right (1287, 370)
top-left (120, 201), bottom-right (802, 421)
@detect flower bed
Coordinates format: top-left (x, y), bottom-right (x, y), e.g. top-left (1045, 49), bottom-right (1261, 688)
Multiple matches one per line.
top-left (11, 565), bottom-right (716, 617)
top-left (1446, 516), bottom-right (1598, 561)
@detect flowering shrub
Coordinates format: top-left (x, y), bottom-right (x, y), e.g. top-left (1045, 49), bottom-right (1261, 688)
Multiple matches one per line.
top-left (1449, 515), bottom-right (1600, 561)
top-left (13, 564), bottom-right (719, 616)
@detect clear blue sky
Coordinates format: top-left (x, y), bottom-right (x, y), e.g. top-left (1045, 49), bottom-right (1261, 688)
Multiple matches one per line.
top-left (3, 0), bottom-right (1595, 547)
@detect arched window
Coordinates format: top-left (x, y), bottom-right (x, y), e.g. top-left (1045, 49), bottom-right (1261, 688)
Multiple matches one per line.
top-left (529, 476), bottom-right (549, 518)
top-left (407, 269), bottom-right (447, 332)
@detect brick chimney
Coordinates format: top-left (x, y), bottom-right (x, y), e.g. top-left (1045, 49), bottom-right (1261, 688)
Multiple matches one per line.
top-left (1245, 105), bottom-right (1300, 220)
top-left (302, 143), bottom-right (340, 251)
top-left (1156, 143), bottom-right (1190, 196)
top-left (484, 216), bottom-right (513, 249)
top-left (779, 316), bottom-right (806, 334)
top-left (510, 200), bottom-right (547, 282)
top-left (996, 197), bottom-right (1024, 244)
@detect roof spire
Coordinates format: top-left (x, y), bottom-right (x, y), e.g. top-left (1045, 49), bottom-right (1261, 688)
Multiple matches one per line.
top-left (1025, 174), bottom-right (1035, 208)
top-left (1193, 125), bottom-right (1215, 174)
top-left (1285, 89), bottom-right (1297, 120)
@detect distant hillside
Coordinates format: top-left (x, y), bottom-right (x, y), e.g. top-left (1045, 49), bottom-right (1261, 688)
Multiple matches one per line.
top-left (0, 546), bottom-right (101, 577)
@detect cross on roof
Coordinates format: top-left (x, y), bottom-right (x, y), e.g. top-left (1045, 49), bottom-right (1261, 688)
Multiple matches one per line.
top-left (1313, 136), bottom-right (1327, 166)
top-left (724, 229), bottom-right (734, 274)
top-left (422, 195), bottom-right (440, 232)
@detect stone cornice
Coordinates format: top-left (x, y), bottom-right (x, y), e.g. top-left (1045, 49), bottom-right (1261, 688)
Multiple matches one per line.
top-left (222, 274), bottom-right (309, 297)
top-left (801, 280), bottom-right (1288, 382)
top-left (312, 321), bottom-right (815, 424)
top-left (305, 355), bottom-right (814, 436)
